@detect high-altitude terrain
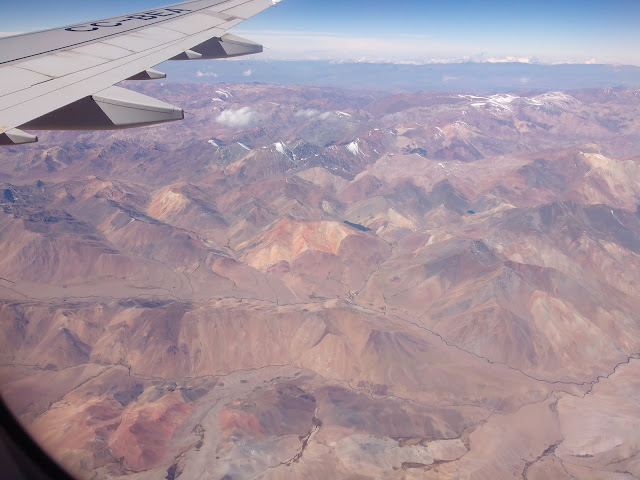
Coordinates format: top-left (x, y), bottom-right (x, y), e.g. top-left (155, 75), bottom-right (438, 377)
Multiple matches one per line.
top-left (2, 81), bottom-right (640, 480)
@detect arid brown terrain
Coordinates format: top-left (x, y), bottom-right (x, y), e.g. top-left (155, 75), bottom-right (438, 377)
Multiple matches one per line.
top-left (2, 82), bottom-right (640, 479)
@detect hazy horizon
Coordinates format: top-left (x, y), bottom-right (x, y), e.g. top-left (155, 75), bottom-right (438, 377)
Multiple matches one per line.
top-left (157, 59), bottom-right (640, 94)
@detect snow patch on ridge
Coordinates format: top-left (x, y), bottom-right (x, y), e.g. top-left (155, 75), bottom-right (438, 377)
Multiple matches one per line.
top-left (531, 91), bottom-right (579, 107)
top-left (459, 91), bottom-right (578, 111)
top-left (490, 94), bottom-right (518, 104)
top-left (215, 89), bottom-right (232, 98)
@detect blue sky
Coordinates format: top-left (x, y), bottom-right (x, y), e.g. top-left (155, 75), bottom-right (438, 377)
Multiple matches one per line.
top-left (1, 0), bottom-right (639, 65)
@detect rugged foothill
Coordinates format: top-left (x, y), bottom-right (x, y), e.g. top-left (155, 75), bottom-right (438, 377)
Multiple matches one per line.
top-left (2, 83), bottom-right (640, 479)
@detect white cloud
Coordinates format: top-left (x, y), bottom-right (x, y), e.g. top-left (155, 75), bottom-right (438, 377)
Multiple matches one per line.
top-left (0, 31), bottom-right (20, 38)
top-left (196, 70), bottom-right (218, 78)
top-left (215, 107), bottom-right (262, 129)
top-left (295, 109), bottom-right (320, 118)
top-left (242, 68), bottom-right (253, 77)
top-left (485, 56), bottom-right (535, 64)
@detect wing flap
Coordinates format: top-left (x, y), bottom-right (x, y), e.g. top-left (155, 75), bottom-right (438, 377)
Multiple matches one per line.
top-left (71, 43), bottom-right (135, 61)
top-left (222, 0), bottom-right (279, 18)
top-left (102, 27), bottom-right (187, 52)
top-left (0, 67), bottom-right (52, 97)
top-left (17, 50), bottom-right (109, 78)
top-left (160, 13), bottom-right (227, 35)
top-left (217, 0), bottom-right (255, 11)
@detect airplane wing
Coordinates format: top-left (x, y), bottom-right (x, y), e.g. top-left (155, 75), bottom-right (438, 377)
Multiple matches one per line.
top-left (0, 0), bottom-right (283, 145)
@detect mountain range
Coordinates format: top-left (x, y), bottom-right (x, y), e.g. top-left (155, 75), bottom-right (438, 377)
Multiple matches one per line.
top-left (1, 81), bottom-right (640, 479)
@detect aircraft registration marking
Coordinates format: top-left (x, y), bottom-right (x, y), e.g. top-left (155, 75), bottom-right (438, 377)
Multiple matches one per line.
top-left (65, 8), bottom-right (192, 32)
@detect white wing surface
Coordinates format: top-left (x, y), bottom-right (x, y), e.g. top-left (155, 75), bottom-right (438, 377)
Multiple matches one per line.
top-left (0, 0), bottom-right (282, 145)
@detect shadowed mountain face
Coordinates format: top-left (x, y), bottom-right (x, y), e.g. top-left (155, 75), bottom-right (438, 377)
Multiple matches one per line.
top-left (2, 82), bottom-right (640, 480)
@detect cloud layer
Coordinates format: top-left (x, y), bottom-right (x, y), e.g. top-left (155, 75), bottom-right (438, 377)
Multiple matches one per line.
top-left (215, 107), bottom-right (262, 129)
top-left (232, 29), bottom-right (633, 66)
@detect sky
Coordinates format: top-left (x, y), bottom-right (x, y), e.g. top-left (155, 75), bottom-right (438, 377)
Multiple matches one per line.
top-left (1, 0), bottom-right (639, 65)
